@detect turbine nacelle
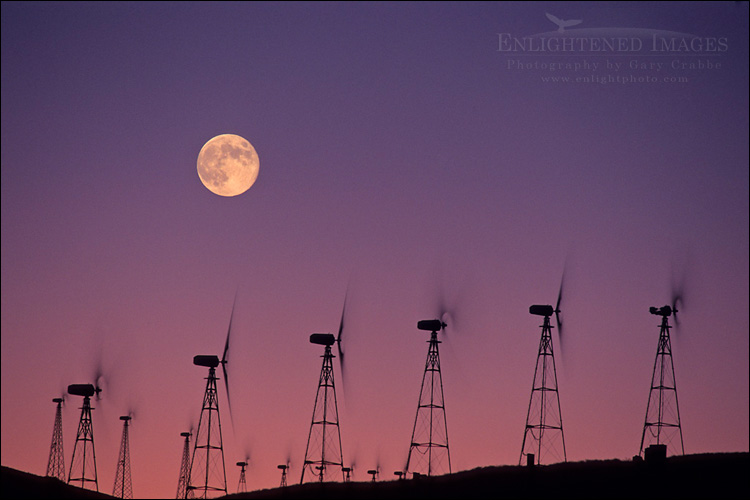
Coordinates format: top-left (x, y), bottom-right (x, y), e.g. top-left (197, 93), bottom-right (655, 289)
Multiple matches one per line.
top-left (193, 355), bottom-right (220, 368)
top-left (417, 319), bottom-right (446, 332)
top-left (310, 333), bottom-right (336, 346)
top-left (650, 305), bottom-right (675, 317)
top-left (529, 305), bottom-right (554, 317)
top-left (67, 384), bottom-right (99, 398)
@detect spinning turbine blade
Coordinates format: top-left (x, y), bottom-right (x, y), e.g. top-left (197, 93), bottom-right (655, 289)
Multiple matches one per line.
top-left (669, 251), bottom-right (692, 331)
top-left (336, 293), bottom-right (347, 365)
top-left (336, 284), bottom-right (350, 392)
top-left (670, 270), bottom-right (685, 328)
top-left (437, 277), bottom-right (448, 324)
top-left (437, 267), bottom-right (456, 332)
top-left (222, 291), bottom-right (238, 427)
top-left (429, 266), bottom-right (460, 337)
top-left (91, 357), bottom-right (106, 401)
top-left (57, 381), bottom-right (69, 407)
top-left (671, 292), bottom-right (683, 327)
top-left (555, 268), bottom-right (565, 344)
top-left (222, 292), bottom-right (237, 364)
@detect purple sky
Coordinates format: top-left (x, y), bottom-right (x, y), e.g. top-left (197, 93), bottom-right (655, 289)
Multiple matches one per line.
top-left (2, 2), bottom-right (748, 498)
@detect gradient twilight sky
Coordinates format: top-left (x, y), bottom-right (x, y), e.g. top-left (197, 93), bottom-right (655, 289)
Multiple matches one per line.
top-left (2, 1), bottom-right (748, 498)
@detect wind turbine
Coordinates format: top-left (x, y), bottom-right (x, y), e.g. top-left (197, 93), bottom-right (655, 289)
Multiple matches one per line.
top-left (175, 431), bottom-right (192, 499)
top-left (112, 415), bottom-right (133, 499)
top-left (639, 280), bottom-right (686, 458)
top-left (186, 293), bottom-right (237, 498)
top-left (236, 460), bottom-right (248, 494)
top-left (367, 466), bottom-right (379, 482)
top-left (46, 396), bottom-right (66, 481)
top-left (405, 319), bottom-right (452, 477)
top-left (300, 293), bottom-right (349, 483)
top-left (67, 381), bottom-right (103, 491)
top-left (277, 458), bottom-right (290, 487)
top-left (519, 271), bottom-right (567, 466)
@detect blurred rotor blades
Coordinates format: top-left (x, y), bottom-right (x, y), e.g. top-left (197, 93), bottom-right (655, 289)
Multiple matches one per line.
top-left (554, 266), bottom-right (565, 345)
top-left (222, 291), bottom-right (238, 428)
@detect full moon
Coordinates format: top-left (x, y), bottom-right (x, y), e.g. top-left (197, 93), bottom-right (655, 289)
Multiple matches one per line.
top-left (197, 134), bottom-right (259, 197)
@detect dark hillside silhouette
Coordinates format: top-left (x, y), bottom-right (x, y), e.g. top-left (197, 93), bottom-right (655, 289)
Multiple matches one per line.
top-left (230, 453), bottom-right (748, 500)
top-left (3, 453), bottom-right (747, 499)
top-left (1, 466), bottom-right (116, 499)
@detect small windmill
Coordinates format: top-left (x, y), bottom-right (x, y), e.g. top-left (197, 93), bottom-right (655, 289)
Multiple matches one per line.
top-left (187, 294), bottom-right (238, 499)
top-left (236, 460), bottom-right (248, 493)
top-left (112, 415), bottom-right (133, 499)
top-left (405, 319), bottom-right (452, 477)
top-left (46, 397), bottom-right (66, 481)
top-left (67, 382), bottom-right (102, 491)
top-left (277, 462), bottom-right (289, 487)
top-left (519, 273), bottom-right (567, 466)
top-left (639, 291), bottom-right (685, 458)
top-left (175, 431), bottom-right (192, 499)
top-left (300, 295), bottom-right (348, 484)
top-left (341, 466), bottom-right (352, 482)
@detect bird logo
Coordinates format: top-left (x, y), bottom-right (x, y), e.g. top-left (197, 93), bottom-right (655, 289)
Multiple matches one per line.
top-left (545, 12), bottom-right (582, 33)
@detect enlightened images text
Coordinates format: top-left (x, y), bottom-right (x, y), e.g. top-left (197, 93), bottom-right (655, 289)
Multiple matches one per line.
top-left (497, 33), bottom-right (728, 53)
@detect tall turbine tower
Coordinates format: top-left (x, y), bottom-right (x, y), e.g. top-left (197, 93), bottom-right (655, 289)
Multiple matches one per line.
top-left (405, 319), bottom-right (452, 477)
top-left (176, 431), bottom-right (192, 499)
top-left (46, 397), bottom-right (66, 481)
top-left (639, 304), bottom-right (685, 457)
top-left (300, 295), bottom-right (349, 484)
top-left (519, 301), bottom-right (567, 465)
top-left (186, 296), bottom-right (237, 498)
top-left (187, 356), bottom-right (227, 498)
top-left (67, 383), bottom-right (102, 491)
top-left (113, 416), bottom-right (133, 499)
top-left (300, 333), bottom-right (346, 483)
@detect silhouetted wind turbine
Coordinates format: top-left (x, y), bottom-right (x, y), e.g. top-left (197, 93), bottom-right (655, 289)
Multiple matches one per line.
top-left (519, 270), bottom-right (567, 466)
top-left (186, 292), bottom-right (238, 498)
top-left (300, 292), bottom-right (349, 483)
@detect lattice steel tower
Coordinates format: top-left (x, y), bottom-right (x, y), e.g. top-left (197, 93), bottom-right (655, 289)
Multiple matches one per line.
top-left (187, 358), bottom-right (227, 498)
top-left (520, 305), bottom-right (567, 465)
top-left (113, 416), bottom-right (133, 499)
top-left (186, 296), bottom-right (236, 498)
top-left (300, 333), bottom-right (345, 483)
top-left (236, 461), bottom-right (248, 493)
top-left (405, 319), bottom-right (452, 477)
top-left (278, 464), bottom-right (289, 487)
top-left (639, 305), bottom-right (685, 457)
top-left (67, 384), bottom-right (101, 491)
top-left (46, 397), bottom-right (66, 481)
top-left (176, 431), bottom-right (192, 499)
